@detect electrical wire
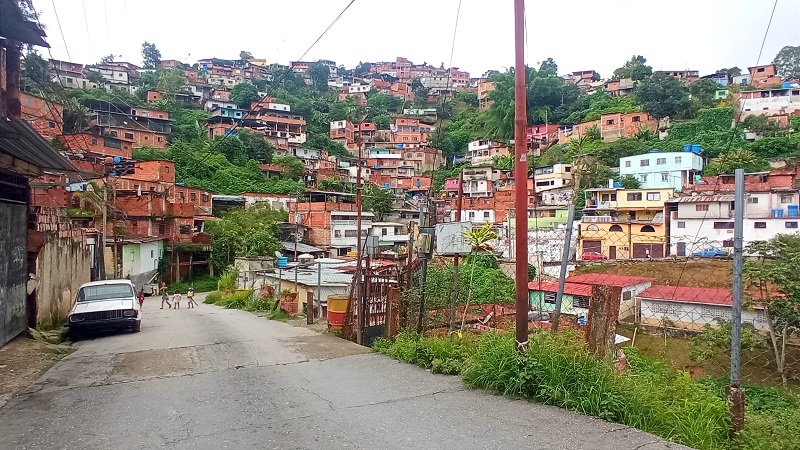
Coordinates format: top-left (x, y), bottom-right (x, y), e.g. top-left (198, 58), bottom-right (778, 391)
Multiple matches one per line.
top-left (49, 0), bottom-right (72, 61)
top-left (80, 0), bottom-right (94, 58)
top-left (756, 0), bottom-right (779, 67)
top-left (197, 0), bottom-right (358, 163)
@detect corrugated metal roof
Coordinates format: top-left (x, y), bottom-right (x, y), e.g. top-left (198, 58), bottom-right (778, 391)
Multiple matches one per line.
top-left (0, 0), bottom-right (49, 47)
top-left (0, 119), bottom-right (77, 173)
top-left (637, 285), bottom-right (732, 306)
top-left (566, 273), bottom-right (654, 287)
top-left (281, 241), bottom-right (324, 253)
top-left (668, 195), bottom-right (736, 203)
top-left (527, 281), bottom-right (592, 297)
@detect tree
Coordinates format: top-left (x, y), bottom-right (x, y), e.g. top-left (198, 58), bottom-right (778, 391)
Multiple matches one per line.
top-left (613, 55), bottom-right (652, 81)
top-left (98, 54), bottom-right (118, 65)
top-left (703, 149), bottom-right (769, 176)
top-left (538, 58), bottom-right (558, 76)
top-left (362, 184), bottom-right (395, 220)
top-left (156, 68), bottom-right (187, 99)
top-left (308, 63), bottom-right (330, 92)
top-left (354, 61), bottom-right (372, 77)
top-left (744, 234), bottom-right (800, 384)
top-left (615, 174), bottom-right (641, 189)
top-left (272, 155), bottom-right (304, 181)
top-left (229, 82), bottom-right (260, 108)
top-left (205, 203), bottom-right (287, 274)
top-left (237, 129), bottom-right (274, 163)
top-left (21, 50), bottom-right (51, 92)
top-left (772, 45), bottom-right (800, 82)
top-left (635, 72), bottom-right (691, 120)
top-left (141, 42), bottom-right (161, 69)
top-left (741, 115), bottom-right (789, 137)
top-left (749, 137), bottom-right (800, 159)
top-left (460, 223), bottom-right (499, 331)
top-left (689, 78), bottom-right (723, 111)
top-left (239, 51), bottom-right (253, 62)
top-left (61, 98), bottom-right (93, 133)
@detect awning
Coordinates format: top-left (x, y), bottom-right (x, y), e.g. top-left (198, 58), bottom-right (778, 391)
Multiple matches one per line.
top-left (0, 119), bottom-right (77, 174)
top-left (281, 241), bottom-right (324, 253)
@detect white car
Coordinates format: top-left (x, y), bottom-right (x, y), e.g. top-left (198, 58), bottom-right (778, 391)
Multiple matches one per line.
top-left (68, 280), bottom-right (142, 337)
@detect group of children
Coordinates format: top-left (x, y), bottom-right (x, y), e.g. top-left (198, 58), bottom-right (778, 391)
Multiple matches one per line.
top-left (136, 283), bottom-right (199, 310)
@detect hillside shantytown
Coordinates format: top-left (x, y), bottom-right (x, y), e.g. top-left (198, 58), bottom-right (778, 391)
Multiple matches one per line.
top-left (1, 0), bottom-right (800, 449)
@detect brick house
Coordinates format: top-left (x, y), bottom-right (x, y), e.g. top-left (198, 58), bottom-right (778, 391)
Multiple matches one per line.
top-left (20, 92), bottom-right (62, 138)
top-left (82, 99), bottom-right (171, 148)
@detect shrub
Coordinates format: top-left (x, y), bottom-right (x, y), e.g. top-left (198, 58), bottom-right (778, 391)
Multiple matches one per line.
top-left (204, 291), bottom-right (222, 304)
top-left (267, 308), bottom-right (288, 322)
top-left (168, 275), bottom-right (219, 293)
top-left (221, 290), bottom-right (251, 309)
top-left (372, 331), bottom-right (476, 375)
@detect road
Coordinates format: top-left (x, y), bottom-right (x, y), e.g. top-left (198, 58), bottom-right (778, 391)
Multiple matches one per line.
top-left (0, 293), bottom-right (689, 450)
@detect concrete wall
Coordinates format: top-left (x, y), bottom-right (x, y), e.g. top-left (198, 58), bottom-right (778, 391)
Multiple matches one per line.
top-left (29, 207), bottom-right (93, 328)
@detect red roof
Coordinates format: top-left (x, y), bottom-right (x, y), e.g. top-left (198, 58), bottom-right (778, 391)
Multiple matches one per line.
top-left (566, 273), bottom-right (654, 287)
top-left (527, 281), bottom-right (593, 297)
top-left (637, 285), bottom-right (732, 306)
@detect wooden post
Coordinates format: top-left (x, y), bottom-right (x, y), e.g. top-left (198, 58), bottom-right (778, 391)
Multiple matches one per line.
top-left (587, 284), bottom-right (622, 360)
top-left (386, 286), bottom-right (400, 340)
top-left (306, 292), bottom-right (314, 325)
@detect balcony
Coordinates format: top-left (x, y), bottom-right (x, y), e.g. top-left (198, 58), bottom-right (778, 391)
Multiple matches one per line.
top-left (582, 216), bottom-right (614, 223)
top-left (586, 200), bottom-right (617, 209)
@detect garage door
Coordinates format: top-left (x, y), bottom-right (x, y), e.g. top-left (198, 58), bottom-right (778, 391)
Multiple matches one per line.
top-left (583, 240), bottom-right (602, 254)
top-left (633, 243), bottom-right (663, 259)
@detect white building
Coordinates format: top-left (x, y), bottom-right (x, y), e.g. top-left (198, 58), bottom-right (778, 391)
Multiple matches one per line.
top-left (738, 86), bottom-right (800, 120)
top-left (330, 211), bottom-right (374, 256)
top-left (119, 238), bottom-right (165, 291)
top-left (466, 140), bottom-right (509, 165)
top-left (619, 151), bottom-right (704, 192)
top-left (668, 191), bottom-right (800, 256)
top-left (533, 163), bottom-right (573, 193)
top-left (638, 285), bottom-right (768, 331)
top-left (369, 222), bottom-right (410, 250)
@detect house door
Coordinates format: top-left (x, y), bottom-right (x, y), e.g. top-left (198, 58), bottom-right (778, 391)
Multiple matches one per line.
top-left (609, 246), bottom-right (617, 260)
top-left (676, 242), bottom-right (686, 257)
top-left (582, 240), bottom-right (602, 255)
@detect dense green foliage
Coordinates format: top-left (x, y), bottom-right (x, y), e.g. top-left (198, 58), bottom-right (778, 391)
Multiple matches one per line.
top-left (204, 203), bottom-right (288, 273)
top-left (167, 275), bottom-right (219, 293)
top-left (423, 258), bottom-right (515, 311)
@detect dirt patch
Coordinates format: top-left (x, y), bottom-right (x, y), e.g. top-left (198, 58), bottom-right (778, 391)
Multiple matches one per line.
top-left (280, 334), bottom-right (370, 360)
top-left (575, 259), bottom-right (732, 289)
top-left (109, 347), bottom-right (197, 383)
top-left (0, 337), bottom-right (65, 408)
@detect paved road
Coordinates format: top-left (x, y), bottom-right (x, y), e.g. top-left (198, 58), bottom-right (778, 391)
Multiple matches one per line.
top-left (0, 294), bottom-right (689, 450)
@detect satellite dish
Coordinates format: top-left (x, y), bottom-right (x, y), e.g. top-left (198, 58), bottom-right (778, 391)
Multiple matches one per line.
top-left (274, 251), bottom-right (283, 258)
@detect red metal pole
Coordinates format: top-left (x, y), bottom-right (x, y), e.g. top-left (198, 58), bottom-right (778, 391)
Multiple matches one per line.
top-left (513, 0), bottom-right (529, 350)
top-left (355, 121), bottom-right (364, 345)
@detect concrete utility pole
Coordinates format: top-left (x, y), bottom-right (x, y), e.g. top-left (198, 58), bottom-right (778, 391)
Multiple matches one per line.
top-left (102, 184), bottom-right (108, 279)
top-left (552, 205), bottom-right (575, 333)
top-left (449, 170), bottom-right (464, 331)
top-left (728, 168), bottom-right (745, 434)
top-left (513, 0), bottom-right (530, 351)
top-left (416, 198), bottom-right (428, 334)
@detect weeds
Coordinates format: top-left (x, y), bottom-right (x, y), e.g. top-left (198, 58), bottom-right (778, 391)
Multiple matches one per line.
top-left (204, 291), bottom-right (222, 304)
top-left (167, 275), bottom-right (219, 293)
top-left (267, 308), bottom-right (288, 322)
top-left (373, 332), bottom-right (476, 375)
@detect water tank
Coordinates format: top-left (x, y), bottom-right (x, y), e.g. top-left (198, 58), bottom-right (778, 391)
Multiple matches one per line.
top-left (384, 183), bottom-right (390, 188)
top-left (783, 82), bottom-right (792, 89)
top-left (691, 145), bottom-right (702, 154)
top-left (772, 209), bottom-right (784, 219)
top-left (683, 144), bottom-right (692, 152)
top-left (613, 182), bottom-right (622, 188)
top-left (298, 254), bottom-right (315, 265)
top-left (788, 205), bottom-right (799, 218)
top-left (277, 257), bottom-right (288, 268)
top-left (649, 149), bottom-right (659, 153)
top-left (415, 179), bottom-right (421, 187)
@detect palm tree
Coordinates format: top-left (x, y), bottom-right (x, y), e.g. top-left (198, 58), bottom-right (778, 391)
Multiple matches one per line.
top-left (460, 223), bottom-right (498, 331)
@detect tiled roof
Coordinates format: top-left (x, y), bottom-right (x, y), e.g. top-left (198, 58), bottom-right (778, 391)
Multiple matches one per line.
top-left (527, 281), bottom-right (593, 297)
top-left (637, 285), bottom-right (732, 306)
top-left (565, 273), bottom-right (654, 287)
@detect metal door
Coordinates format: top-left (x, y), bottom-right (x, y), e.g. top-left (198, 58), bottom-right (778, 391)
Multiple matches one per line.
top-left (609, 246), bottom-right (617, 260)
top-left (676, 242), bottom-right (686, 257)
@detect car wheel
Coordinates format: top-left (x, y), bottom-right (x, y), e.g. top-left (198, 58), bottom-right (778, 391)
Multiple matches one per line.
top-left (133, 322), bottom-right (141, 333)
top-left (68, 328), bottom-right (82, 341)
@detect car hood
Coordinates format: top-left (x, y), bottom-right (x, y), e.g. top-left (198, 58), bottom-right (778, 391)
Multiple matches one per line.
top-left (71, 299), bottom-right (134, 314)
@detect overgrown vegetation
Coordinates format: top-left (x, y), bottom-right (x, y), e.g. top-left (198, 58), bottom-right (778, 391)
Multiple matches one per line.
top-left (167, 275), bottom-right (219, 293)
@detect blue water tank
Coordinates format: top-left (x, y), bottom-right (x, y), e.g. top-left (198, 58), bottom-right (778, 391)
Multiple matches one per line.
top-left (384, 183), bottom-right (390, 188)
top-left (683, 144), bottom-right (692, 152)
top-left (277, 257), bottom-right (288, 268)
top-left (374, 165), bottom-right (380, 169)
top-left (783, 82), bottom-right (792, 89)
top-left (649, 149), bottom-right (659, 153)
top-left (772, 209), bottom-right (784, 219)
top-left (691, 145), bottom-right (702, 154)
top-left (415, 180), bottom-right (421, 187)
top-left (613, 182), bottom-right (622, 188)
top-left (788, 205), bottom-right (799, 218)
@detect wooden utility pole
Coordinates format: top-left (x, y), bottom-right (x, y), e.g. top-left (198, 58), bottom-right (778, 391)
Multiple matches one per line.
top-left (513, 0), bottom-right (530, 351)
top-left (355, 121), bottom-right (365, 345)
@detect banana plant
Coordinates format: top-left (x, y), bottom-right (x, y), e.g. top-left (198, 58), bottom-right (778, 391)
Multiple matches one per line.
top-left (460, 223), bottom-right (498, 331)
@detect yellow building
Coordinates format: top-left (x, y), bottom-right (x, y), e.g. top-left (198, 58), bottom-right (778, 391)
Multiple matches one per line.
top-left (580, 187), bottom-right (674, 259)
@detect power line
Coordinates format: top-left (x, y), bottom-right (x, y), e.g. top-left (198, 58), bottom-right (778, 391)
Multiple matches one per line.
top-left (198, 0), bottom-right (358, 163)
top-left (50, 0), bottom-right (72, 61)
top-left (755, 0), bottom-right (779, 67)
top-left (80, 0), bottom-right (94, 58)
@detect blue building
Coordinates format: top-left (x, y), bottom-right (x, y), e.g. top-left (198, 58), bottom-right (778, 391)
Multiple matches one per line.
top-left (618, 148), bottom-right (704, 192)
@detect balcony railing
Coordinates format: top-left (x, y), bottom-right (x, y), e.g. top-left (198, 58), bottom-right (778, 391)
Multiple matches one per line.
top-left (586, 201), bottom-right (617, 209)
top-left (582, 216), bottom-right (614, 223)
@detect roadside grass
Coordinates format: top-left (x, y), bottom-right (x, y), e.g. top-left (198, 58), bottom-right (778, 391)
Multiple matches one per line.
top-left (374, 331), bottom-right (731, 450)
top-left (168, 275), bottom-right (219, 293)
top-left (204, 290), bottom-right (288, 322)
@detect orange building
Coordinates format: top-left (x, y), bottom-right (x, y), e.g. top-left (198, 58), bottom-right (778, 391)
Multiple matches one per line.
top-left (20, 92), bottom-right (63, 138)
top-left (748, 64), bottom-right (783, 88)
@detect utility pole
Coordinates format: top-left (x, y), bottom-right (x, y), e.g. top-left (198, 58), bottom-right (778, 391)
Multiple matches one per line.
top-left (355, 119), bottom-right (365, 345)
top-left (551, 205), bottom-right (575, 333)
top-left (449, 170), bottom-right (463, 331)
top-left (294, 196), bottom-right (299, 290)
top-left (102, 184), bottom-right (108, 280)
top-left (728, 168), bottom-right (745, 435)
top-left (513, 0), bottom-right (530, 351)
top-left (416, 198), bottom-right (428, 334)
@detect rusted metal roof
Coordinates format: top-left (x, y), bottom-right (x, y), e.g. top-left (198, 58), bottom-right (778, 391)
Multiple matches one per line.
top-left (0, 119), bottom-right (77, 173)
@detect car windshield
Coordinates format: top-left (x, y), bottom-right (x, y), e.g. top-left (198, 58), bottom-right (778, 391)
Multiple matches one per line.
top-left (77, 284), bottom-right (134, 302)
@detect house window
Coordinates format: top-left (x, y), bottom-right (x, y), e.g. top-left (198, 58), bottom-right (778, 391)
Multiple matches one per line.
top-left (158, 224), bottom-right (166, 234)
top-left (647, 192), bottom-right (661, 201)
top-left (661, 173), bottom-right (669, 182)
top-left (483, 211), bottom-right (490, 218)
top-left (786, 222), bottom-right (798, 229)
top-left (696, 204), bottom-right (709, 212)
top-left (544, 292), bottom-right (556, 304)
top-left (624, 161), bottom-right (631, 167)
top-left (48, 121), bottom-right (56, 128)
top-left (640, 175), bottom-right (648, 182)
top-left (675, 156), bottom-right (682, 164)
top-left (381, 228), bottom-right (388, 236)
top-left (747, 197), bottom-right (759, 204)
top-left (640, 159), bottom-right (650, 167)
top-left (651, 302), bottom-right (680, 315)
top-left (627, 192), bottom-right (643, 201)
top-left (345, 230), bottom-right (358, 237)
top-left (573, 295), bottom-right (590, 309)
top-left (609, 224), bottom-right (623, 232)
top-left (641, 225), bottom-right (656, 233)
top-left (178, 192), bottom-right (185, 200)
top-left (179, 224), bottom-right (192, 234)
top-left (606, 119), bottom-right (615, 125)
top-left (157, 137), bottom-right (163, 142)
top-left (677, 221), bottom-right (686, 228)
top-left (165, 166), bottom-right (170, 173)
top-left (110, 131), bottom-right (118, 137)
top-left (468, 211), bottom-right (475, 219)
top-left (190, 193), bottom-right (197, 201)
top-left (713, 222), bottom-right (734, 229)
top-left (124, 132), bottom-right (134, 140)
top-left (134, 184), bottom-right (140, 191)
top-left (656, 158), bottom-right (666, 165)
top-left (754, 222), bottom-right (767, 228)
top-left (780, 194), bottom-right (793, 203)
top-left (334, 230), bottom-right (342, 238)
top-left (202, 193), bottom-right (209, 202)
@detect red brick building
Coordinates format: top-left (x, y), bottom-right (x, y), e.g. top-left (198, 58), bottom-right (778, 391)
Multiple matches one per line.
top-left (20, 92), bottom-right (62, 138)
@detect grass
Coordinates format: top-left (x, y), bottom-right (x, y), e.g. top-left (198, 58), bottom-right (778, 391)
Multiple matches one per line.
top-left (375, 331), bottom-right (732, 450)
top-left (168, 275), bottom-right (219, 293)
top-left (204, 290), bottom-right (288, 322)
top-left (575, 259), bottom-right (732, 289)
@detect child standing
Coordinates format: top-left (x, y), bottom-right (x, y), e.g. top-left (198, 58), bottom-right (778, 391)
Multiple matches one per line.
top-left (138, 291), bottom-right (145, 310)
top-left (160, 286), bottom-right (172, 309)
top-left (186, 287), bottom-right (197, 308)
top-left (172, 290), bottom-right (182, 309)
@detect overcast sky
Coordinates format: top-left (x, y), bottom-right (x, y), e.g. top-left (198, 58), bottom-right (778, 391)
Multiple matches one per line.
top-left (35, 0), bottom-right (799, 78)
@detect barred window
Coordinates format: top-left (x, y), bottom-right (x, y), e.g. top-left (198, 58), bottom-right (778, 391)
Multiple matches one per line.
top-left (572, 295), bottom-right (590, 309)
top-left (544, 292), bottom-right (556, 304)
top-left (651, 302), bottom-right (680, 315)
